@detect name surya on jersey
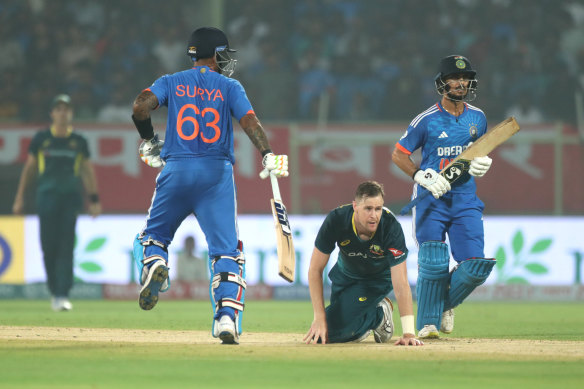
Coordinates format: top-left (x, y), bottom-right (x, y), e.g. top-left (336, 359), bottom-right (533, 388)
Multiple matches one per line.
top-left (175, 85), bottom-right (224, 101)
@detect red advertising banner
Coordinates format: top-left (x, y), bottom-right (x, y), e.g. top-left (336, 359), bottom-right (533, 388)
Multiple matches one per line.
top-left (1, 122), bottom-right (582, 214)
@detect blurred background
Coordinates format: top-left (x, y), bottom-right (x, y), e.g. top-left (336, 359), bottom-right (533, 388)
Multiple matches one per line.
top-left (0, 0), bottom-right (583, 295)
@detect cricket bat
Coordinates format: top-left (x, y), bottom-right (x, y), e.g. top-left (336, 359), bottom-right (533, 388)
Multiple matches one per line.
top-left (264, 170), bottom-right (296, 282)
top-left (399, 117), bottom-right (520, 215)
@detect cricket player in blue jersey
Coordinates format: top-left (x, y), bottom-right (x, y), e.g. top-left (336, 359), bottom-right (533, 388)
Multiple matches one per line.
top-left (304, 181), bottom-right (423, 346)
top-left (392, 55), bottom-right (495, 339)
top-left (131, 27), bottom-right (288, 344)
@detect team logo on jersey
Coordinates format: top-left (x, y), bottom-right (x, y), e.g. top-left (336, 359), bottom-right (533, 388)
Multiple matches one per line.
top-left (455, 59), bottom-right (466, 69)
top-left (469, 123), bottom-right (478, 138)
top-left (340, 240), bottom-right (351, 246)
top-left (369, 244), bottom-right (383, 256)
top-left (358, 297), bottom-right (367, 302)
top-left (69, 140), bottom-right (77, 149)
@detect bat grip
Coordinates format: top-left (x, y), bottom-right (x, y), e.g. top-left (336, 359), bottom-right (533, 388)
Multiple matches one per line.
top-left (399, 189), bottom-right (430, 215)
top-left (269, 171), bottom-right (282, 202)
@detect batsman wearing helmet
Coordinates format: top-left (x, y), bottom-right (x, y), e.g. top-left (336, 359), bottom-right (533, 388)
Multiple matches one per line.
top-left (131, 27), bottom-right (288, 344)
top-left (391, 55), bottom-right (496, 339)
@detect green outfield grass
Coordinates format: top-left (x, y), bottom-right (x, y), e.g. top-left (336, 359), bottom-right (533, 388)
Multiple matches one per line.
top-left (1, 299), bottom-right (583, 388)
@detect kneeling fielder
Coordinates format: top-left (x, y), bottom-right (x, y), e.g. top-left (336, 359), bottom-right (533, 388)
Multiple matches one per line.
top-left (304, 181), bottom-right (422, 346)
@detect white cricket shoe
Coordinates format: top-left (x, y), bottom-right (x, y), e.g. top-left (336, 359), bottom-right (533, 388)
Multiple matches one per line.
top-left (418, 324), bottom-right (440, 339)
top-left (351, 331), bottom-right (371, 343)
top-left (51, 297), bottom-right (72, 312)
top-left (441, 309), bottom-right (454, 334)
top-left (373, 297), bottom-right (394, 343)
top-left (139, 259), bottom-right (168, 311)
top-left (215, 315), bottom-right (239, 345)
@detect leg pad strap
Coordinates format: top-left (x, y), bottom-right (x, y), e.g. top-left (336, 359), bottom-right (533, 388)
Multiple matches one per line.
top-left (212, 272), bottom-right (247, 290)
top-left (216, 298), bottom-right (244, 312)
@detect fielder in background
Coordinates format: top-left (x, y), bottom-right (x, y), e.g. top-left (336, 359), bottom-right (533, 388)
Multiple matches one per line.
top-left (131, 27), bottom-right (288, 345)
top-left (392, 55), bottom-right (496, 339)
top-left (304, 181), bottom-right (423, 346)
top-left (176, 236), bottom-right (208, 283)
top-left (12, 94), bottom-right (101, 312)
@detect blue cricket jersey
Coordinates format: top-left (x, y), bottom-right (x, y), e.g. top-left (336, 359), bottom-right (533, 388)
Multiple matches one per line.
top-left (396, 102), bottom-right (487, 193)
top-left (146, 66), bottom-right (254, 164)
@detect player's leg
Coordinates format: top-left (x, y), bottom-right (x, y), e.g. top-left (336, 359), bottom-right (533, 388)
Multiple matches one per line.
top-left (51, 193), bottom-right (82, 310)
top-left (413, 196), bottom-right (450, 338)
top-left (325, 265), bottom-right (391, 343)
top-left (191, 161), bottom-right (245, 344)
top-left (415, 241), bottom-right (450, 338)
top-left (37, 193), bottom-right (65, 309)
top-left (445, 197), bottom-right (495, 312)
top-left (134, 166), bottom-right (192, 310)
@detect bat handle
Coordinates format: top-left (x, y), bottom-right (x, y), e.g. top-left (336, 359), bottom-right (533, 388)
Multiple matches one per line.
top-left (269, 171), bottom-right (282, 202)
top-left (259, 168), bottom-right (270, 180)
top-left (399, 189), bottom-right (430, 215)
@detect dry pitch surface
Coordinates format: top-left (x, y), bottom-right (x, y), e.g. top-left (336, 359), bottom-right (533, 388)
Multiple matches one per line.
top-left (1, 326), bottom-right (583, 361)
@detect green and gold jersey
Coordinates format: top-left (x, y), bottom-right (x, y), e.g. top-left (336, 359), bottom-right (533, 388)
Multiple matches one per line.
top-left (28, 127), bottom-right (90, 195)
top-left (315, 204), bottom-right (408, 280)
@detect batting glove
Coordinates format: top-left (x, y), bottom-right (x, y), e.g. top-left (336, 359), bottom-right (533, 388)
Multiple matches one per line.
top-left (261, 153), bottom-right (289, 178)
top-left (414, 168), bottom-right (451, 199)
top-left (469, 156), bottom-right (492, 177)
top-left (139, 134), bottom-right (165, 168)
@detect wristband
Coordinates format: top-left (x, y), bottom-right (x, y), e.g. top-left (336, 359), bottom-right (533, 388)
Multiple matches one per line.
top-left (89, 194), bottom-right (100, 203)
top-left (132, 115), bottom-right (155, 140)
top-left (401, 315), bottom-right (415, 336)
top-left (411, 168), bottom-right (421, 180)
top-left (261, 149), bottom-right (273, 157)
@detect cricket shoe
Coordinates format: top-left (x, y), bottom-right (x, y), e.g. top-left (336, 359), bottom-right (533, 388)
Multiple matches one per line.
top-left (351, 331), bottom-right (371, 343)
top-left (418, 324), bottom-right (440, 339)
top-left (139, 258), bottom-right (168, 311)
top-left (215, 315), bottom-right (239, 345)
top-left (51, 297), bottom-right (72, 312)
top-left (440, 309), bottom-right (454, 334)
top-left (373, 297), bottom-right (394, 343)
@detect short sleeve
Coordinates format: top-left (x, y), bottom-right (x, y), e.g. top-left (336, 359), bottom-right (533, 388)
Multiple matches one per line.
top-left (146, 75), bottom-right (170, 107)
top-left (228, 79), bottom-right (254, 121)
top-left (28, 131), bottom-right (43, 155)
top-left (314, 211), bottom-right (337, 254)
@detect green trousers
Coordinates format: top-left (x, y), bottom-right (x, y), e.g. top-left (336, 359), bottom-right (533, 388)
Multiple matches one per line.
top-left (325, 264), bottom-right (393, 343)
top-left (36, 191), bottom-right (81, 297)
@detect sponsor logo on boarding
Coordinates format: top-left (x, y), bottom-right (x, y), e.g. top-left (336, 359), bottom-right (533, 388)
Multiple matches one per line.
top-left (0, 234), bottom-right (12, 277)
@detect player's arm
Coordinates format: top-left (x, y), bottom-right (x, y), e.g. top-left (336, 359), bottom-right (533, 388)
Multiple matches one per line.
top-left (240, 113), bottom-right (271, 155)
top-left (303, 247), bottom-right (331, 345)
top-left (240, 113), bottom-right (288, 178)
top-left (391, 145), bottom-right (418, 178)
top-left (12, 154), bottom-right (38, 215)
top-left (132, 90), bottom-right (159, 140)
top-left (132, 90), bottom-right (165, 168)
top-left (80, 159), bottom-right (101, 217)
top-left (390, 261), bottom-right (423, 346)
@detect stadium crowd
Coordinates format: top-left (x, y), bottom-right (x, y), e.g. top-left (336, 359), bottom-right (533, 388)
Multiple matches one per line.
top-left (1, 0), bottom-right (582, 124)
